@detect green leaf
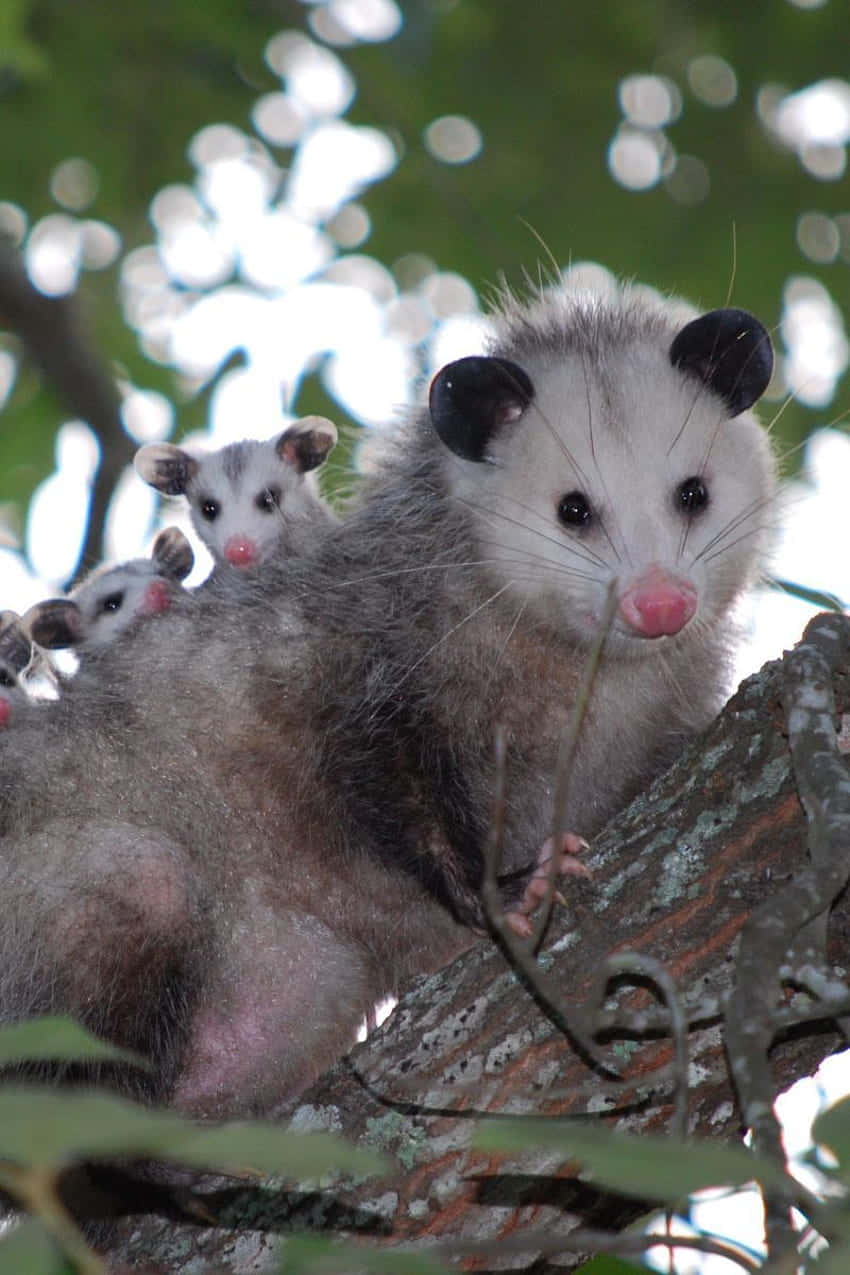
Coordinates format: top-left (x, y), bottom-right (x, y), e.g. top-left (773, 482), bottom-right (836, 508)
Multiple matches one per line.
top-left (0, 1016), bottom-right (148, 1069)
top-left (0, 1088), bottom-right (388, 1180)
top-left (280, 1234), bottom-right (454, 1275)
top-left (0, 1219), bottom-right (66, 1275)
top-left (473, 1119), bottom-right (786, 1203)
top-left (812, 1096), bottom-right (850, 1186)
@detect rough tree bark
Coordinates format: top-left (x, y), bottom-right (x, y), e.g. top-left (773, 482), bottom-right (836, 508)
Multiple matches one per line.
top-left (105, 616), bottom-right (850, 1274)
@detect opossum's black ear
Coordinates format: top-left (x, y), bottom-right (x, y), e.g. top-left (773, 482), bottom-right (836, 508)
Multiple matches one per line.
top-left (429, 356), bottom-right (534, 461)
top-left (276, 416), bottom-right (338, 473)
top-left (23, 600), bottom-right (84, 650)
top-left (134, 443), bottom-right (199, 496)
top-left (670, 308), bottom-right (773, 415)
top-left (152, 527), bottom-right (194, 581)
top-left (0, 611), bottom-right (32, 673)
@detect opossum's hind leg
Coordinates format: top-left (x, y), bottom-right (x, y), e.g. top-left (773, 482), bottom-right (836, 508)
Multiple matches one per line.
top-left (504, 833), bottom-right (590, 938)
top-left (0, 821), bottom-right (204, 1100)
top-left (173, 907), bottom-right (374, 1119)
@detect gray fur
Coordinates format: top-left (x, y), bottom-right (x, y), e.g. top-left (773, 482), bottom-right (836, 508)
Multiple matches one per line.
top-left (25, 528), bottom-right (194, 658)
top-left (134, 416), bottom-right (340, 572)
top-left (0, 281), bottom-right (777, 1116)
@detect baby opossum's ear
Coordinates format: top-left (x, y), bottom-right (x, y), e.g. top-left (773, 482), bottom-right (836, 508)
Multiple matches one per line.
top-left (276, 416), bottom-right (338, 473)
top-left (23, 600), bottom-right (84, 650)
top-left (429, 356), bottom-right (534, 461)
top-left (151, 527), bottom-right (194, 581)
top-left (670, 308), bottom-right (773, 415)
top-left (0, 611), bottom-right (32, 674)
top-left (134, 443), bottom-right (200, 496)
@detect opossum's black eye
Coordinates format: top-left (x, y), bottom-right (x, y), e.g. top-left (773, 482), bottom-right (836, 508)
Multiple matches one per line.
top-left (200, 499), bottom-right (220, 522)
top-left (0, 669), bottom-right (14, 688)
top-left (677, 476), bottom-right (709, 514)
top-left (557, 491), bottom-right (592, 528)
top-left (256, 486), bottom-right (280, 514)
top-left (101, 591), bottom-right (125, 614)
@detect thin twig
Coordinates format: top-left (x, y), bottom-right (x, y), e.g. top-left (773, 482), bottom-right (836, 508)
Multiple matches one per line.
top-left (529, 581), bottom-right (619, 949)
top-left (434, 1221), bottom-right (763, 1272)
top-left (586, 951), bottom-right (689, 1137)
top-left (482, 725), bottom-right (618, 1075)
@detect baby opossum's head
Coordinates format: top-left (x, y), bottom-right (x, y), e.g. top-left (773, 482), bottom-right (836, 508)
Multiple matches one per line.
top-left (0, 611), bottom-right (34, 726)
top-left (25, 527), bottom-right (193, 655)
top-left (430, 290), bottom-right (777, 653)
top-left (134, 416), bottom-right (338, 570)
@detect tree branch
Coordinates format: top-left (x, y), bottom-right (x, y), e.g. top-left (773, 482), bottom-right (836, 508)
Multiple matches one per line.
top-left (101, 617), bottom-right (850, 1272)
top-left (0, 236), bottom-right (132, 581)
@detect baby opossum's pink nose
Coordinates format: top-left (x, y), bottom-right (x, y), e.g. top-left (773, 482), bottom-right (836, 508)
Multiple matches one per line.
top-left (224, 537), bottom-right (257, 568)
top-left (0, 697), bottom-right (10, 728)
top-left (620, 569), bottom-right (697, 638)
top-left (143, 580), bottom-right (172, 615)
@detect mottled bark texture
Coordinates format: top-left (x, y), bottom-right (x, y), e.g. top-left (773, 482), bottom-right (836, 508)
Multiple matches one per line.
top-left (108, 616), bottom-right (850, 1273)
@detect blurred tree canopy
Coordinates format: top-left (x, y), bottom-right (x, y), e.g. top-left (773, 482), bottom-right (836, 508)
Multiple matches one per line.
top-left (0, 0), bottom-right (847, 576)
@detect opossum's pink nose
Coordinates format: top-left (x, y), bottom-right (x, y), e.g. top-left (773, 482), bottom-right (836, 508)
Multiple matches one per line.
top-left (0, 696), bottom-right (10, 728)
top-left (620, 569), bottom-right (697, 638)
top-left (143, 580), bottom-right (172, 615)
top-left (224, 537), bottom-right (258, 567)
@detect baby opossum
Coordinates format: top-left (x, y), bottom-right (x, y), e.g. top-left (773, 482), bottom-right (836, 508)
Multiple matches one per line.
top-left (0, 283), bottom-right (777, 1117)
top-left (134, 416), bottom-right (339, 570)
top-left (0, 611), bottom-right (35, 726)
top-left (24, 526), bottom-right (193, 658)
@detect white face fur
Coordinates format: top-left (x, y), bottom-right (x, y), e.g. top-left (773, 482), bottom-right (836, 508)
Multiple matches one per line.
top-left (186, 441), bottom-right (324, 569)
top-left (443, 328), bottom-right (777, 652)
top-left (0, 613), bottom-right (33, 725)
top-left (70, 560), bottom-right (178, 650)
top-left (26, 528), bottom-right (193, 656)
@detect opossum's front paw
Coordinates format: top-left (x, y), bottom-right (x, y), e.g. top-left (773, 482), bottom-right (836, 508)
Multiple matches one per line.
top-left (505, 832), bottom-right (590, 938)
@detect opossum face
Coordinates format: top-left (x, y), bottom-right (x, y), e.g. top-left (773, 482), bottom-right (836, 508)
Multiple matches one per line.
top-left (26, 528), bottom-right (193, 654)
top-left (0, 611), bottom-right (33, 726)
top-left (135, 418), bottom-right (338, 570)
top-left (432, 304), bottom-right (777, 651)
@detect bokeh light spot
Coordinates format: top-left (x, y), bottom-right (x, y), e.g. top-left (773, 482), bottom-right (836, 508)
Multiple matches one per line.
top-left (796, 211), bottom-right (840, 263)
top-left (781, 275), bottom-right (849, 407)
top-left (664, 154), bottom-right (710, 205)
top-left (80, 220), bottom-right (122, 270)
top-left (607, 127), bottom-right (664, 190)
top-left (687, 55), bottom-right (738, 108)
top-left (50, 158), bottom-right (98, 211)
top-left (327, 0), bottom-right (403, 42)
top-left (25, 215), bottom-right (82, 297)
top-left (423, 115), bottom-right (483, 164)
top-left (0, 202), bottom-right (27, 245)
top-left (327, 202), bottom-right (371, 248)
top-left (120, 389), bottom-right (175, 444)
top-left (619, 74), bottom-right (680, 128)
top-left (253, 93), bottom-right (309, 148)
top-left (776, 79), bottom-right (850, 147)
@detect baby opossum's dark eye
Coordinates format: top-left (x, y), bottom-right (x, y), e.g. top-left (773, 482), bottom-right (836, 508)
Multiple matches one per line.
top-left (256, 486), bottom-right (280, 514)
top-left (101, 591), bottom-right (125, 614)
top-left (557, 491), bottom-right (593, 529)
top-left (0, 669), bottom-right (14, 688)
top-left (200, 499), bottom-right (220, 522)
top-left (677, 476), bottom-right (709, 514)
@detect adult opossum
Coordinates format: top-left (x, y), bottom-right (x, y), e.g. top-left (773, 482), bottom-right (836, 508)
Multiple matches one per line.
top-left (0, 282), bottom-right (777, 1116)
